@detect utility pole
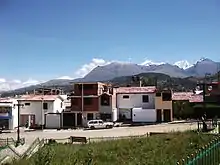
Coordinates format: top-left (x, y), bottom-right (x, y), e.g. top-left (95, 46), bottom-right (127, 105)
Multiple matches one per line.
top-left (41, 87), bottom-right (44, 130)
top-left (81, 83), bottom-right (84, 127)
top-left (14, 103), bottom-right (24, 144)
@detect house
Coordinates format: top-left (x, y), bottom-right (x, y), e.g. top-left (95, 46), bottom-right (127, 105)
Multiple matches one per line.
top-left (155, 90), bottom-right (173, 122)
top-left (69, 82), bottom-right (113, 127)
top-left (172, 92), bottom-right (203, 119)
top-left (18, 95), bottom-right (64, 128)
top-left (114, 86), bottom-right (157, 122)
top-left (0, 98), bottom-right (18, 130)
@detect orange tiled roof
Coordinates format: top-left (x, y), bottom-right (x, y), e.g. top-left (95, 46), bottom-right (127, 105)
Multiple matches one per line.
top-left (115, 86), bottom-right (156, 94)
top-left (172, 92), bottom-right (203, 102)
top-left (18, 95), bottom-right (63, 101)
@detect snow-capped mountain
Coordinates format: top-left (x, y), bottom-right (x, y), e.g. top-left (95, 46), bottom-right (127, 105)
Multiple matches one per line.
top-left (140, 60), bottom-right (165, 66)
top-left (1, 58), bottom-right (219, 92)
top-left (174, 60), bottom-right (193, 70)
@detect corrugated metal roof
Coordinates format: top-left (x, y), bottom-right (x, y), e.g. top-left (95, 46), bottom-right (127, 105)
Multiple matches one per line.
top-left (172, 92), bottom-right (203, 102)
top-left (114, 86), bottom-right (156, 94)
top-left (0, 98), bottom-right (13, 103)
top-left (18, 95), bottom-right (62, 101)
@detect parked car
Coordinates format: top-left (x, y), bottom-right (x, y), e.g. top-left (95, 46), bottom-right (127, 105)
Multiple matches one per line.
top-left (87, 120), bottom-right (114, 129)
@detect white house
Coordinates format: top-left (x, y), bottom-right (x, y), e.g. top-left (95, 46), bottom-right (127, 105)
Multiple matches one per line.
top-left (18, 95), bottom-right (64, 128)
top-left (0, 97), bottom-right (18, 130)
top-left (114, 86), bottom-right (157, 122)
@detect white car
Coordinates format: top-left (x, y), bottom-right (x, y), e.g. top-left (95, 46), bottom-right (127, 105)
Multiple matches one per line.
top-left (87, 120), bottom-right (114, 129)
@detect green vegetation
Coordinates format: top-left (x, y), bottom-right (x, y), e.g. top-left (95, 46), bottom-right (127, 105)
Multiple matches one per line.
top-left (12, 132), bottom-right (217, 165)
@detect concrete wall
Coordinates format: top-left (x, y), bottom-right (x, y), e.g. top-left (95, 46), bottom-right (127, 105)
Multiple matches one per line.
top-left (155, 95), bottom-right (173, 121)
top-left (99, 96), bottom-right (112, 114)
top-left (19, 98), bottom-right (63, 125)
top-left (117, 93), bottom-right (155, 109)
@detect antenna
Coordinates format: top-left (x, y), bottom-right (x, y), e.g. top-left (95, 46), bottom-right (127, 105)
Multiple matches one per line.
top-left (218, 63), bottom-right (220, 82)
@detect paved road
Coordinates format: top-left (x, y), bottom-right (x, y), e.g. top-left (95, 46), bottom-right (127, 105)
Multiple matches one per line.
top-left (0, 123), bottom-right (197, 144)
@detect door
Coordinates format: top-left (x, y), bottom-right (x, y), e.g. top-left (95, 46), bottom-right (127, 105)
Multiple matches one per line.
top-left (98, 120), bottom-right (104, 128)
top-left (92, 120), bottom-right (99, 128)
top-left (63, 113), bottom-right (75, 128)
top-left (77, 113), bottom-right (82, 126)
top-left (163, 109), bottom-right (171, 122)
top-left (156, 109), bottom-right (162, 122)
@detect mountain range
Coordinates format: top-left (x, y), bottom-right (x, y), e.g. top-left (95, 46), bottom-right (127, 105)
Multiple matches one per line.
top-left (0, 58), bottom-right (220, 96)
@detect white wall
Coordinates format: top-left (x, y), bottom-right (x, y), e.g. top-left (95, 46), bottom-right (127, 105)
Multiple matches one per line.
top-left (0, 99), bottom-right (18, 129)
top-left (53, 98), bottom-right (64, 113)
top-left (11, 99), bottom-right (18, 129)
top-left (19, 98), bottom-right (63, 125)
top-left (99, 97), bottom-right (112, 114)
top-left (117, 93), bottom-right (155, 109)
top-left (132, 108), bottom-right (156, 123)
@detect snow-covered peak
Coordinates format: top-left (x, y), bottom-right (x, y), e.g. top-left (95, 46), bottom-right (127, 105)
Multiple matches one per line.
top-left (140, 60), bottom-right (165, 66)
top-left (174, 60), bottom-right (192, 70)
top-left (195, 57), bottom-right (213, 64)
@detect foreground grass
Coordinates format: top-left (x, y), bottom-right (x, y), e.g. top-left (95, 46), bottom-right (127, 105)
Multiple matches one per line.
top-left (12, 132), bottom-right (217, 165)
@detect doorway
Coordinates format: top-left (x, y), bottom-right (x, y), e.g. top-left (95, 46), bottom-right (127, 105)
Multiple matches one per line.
top-left (77, 113), bottom-right (82, 126)
top-left (163, 109), bottom-right (171, 122)
top-left (156, 109), bottom-right (162, 122)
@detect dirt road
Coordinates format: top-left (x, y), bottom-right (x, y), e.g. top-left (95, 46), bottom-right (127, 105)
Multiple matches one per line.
top-left (0, 122), bottom-right (197, 144)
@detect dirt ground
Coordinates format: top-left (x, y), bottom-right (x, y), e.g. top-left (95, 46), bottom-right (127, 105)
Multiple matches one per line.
top-left (0, 122), bottom-right (197, 144)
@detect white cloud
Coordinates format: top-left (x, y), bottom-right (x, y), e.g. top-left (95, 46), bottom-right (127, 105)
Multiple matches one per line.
top-left (74, 58), bottom-right (111, 78)
top-left (56, 76), bottom-right (73, 80)
top-left (0, 78), bottom-right (42, 92)
top-left (0, 78), bottom-right (6, 83)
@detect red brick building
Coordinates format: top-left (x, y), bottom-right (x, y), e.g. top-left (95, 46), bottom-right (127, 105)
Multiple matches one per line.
top-left (65, 82), bottom-right (114, 127)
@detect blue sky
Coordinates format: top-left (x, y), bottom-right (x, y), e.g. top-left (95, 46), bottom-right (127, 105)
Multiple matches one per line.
top-left (1, 0), bottom-right (220, 81)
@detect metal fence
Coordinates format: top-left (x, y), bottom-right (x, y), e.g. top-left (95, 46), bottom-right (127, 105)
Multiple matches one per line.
top-left (0, 138), bottom-right (25, 150)
top-left (177, 136), bottom-right (220, 165)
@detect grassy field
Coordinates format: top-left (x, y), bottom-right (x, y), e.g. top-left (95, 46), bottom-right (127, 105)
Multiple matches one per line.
top-left (12, 132), bottom-right (217, 165)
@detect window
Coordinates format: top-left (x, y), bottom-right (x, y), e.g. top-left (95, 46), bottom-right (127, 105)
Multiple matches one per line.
top-left (123, 95), bottom-right (129, 99)
top-left (98, 120), bottom-right (103, 124)
top-left (61, 102), bottom-right (63, 108)
top-left (101, 95), bottom-right (110, 106)
top-left (84, 98), bottom-right (92, 105)
top-left (142, 95), bottom-right (149, 103)
top-left (43, 103), bottom-right (48, 109)
top-left (93, 121), bottom-right (98, 124)
top-left (156, 93), bottom-right (161, 97)
top-left (25, 103), bottom-right (30, 106)
top-left (162, 93), bottom-right (172, 101)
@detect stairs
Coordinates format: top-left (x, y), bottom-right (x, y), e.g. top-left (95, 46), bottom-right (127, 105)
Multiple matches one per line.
top-left (0, 138), bottom-right (45, 164)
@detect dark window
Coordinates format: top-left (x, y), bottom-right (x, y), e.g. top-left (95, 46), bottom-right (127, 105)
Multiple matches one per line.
top-left (83, 84), bottom-right (95, 90)
top-left (101, 95), bottom-right (110, 106)
top-left (103, 86), bottom-right (108, 92)
top-left (156, 93), bottom-right (161, 97)
top-left (162, 93), bottom-right (172, 101)
top-left (43, 103), bottom-right (48, 109)
top-left (87, 113), bottom-right (94, 120)
top-left (123, 95), bottom-right (129, 99)
top-left (71, 99), bottom-right (77, 105)
top-left (84, 98), bottom-right (92, 105)
top-left (142, 95), bottom-right (149, 102)
top-left (25, 103), bottom-right (30, 106)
